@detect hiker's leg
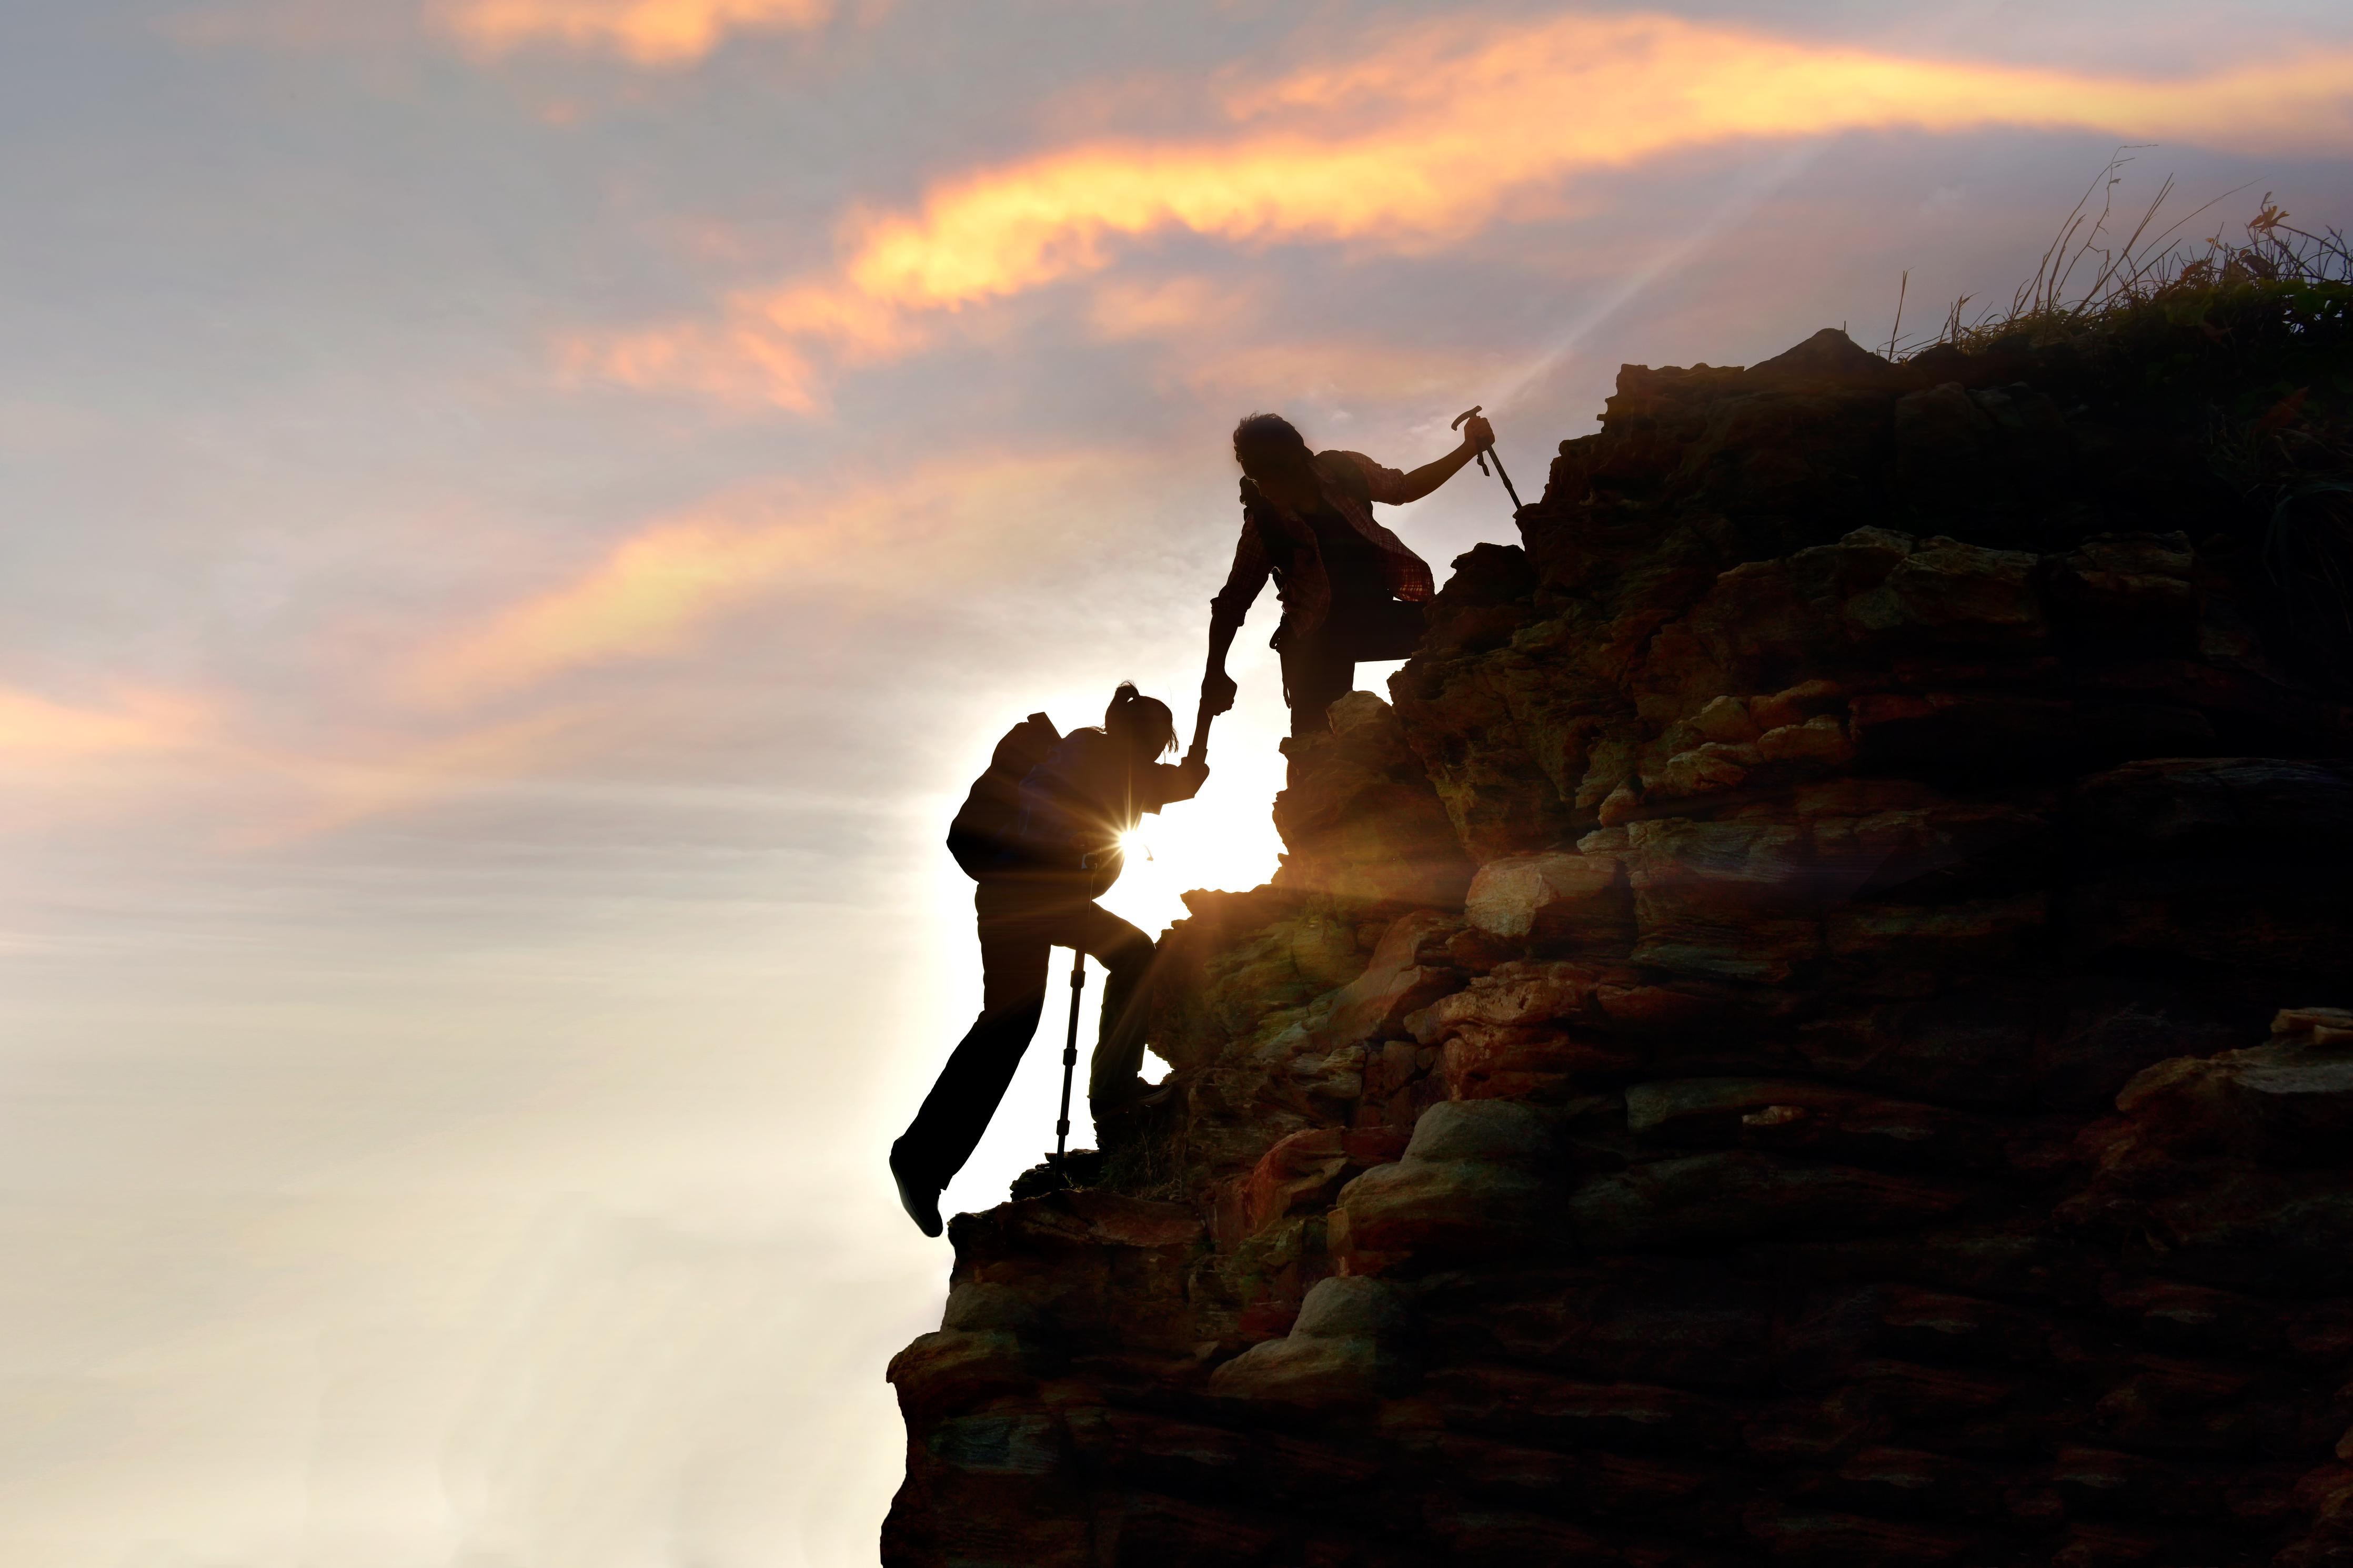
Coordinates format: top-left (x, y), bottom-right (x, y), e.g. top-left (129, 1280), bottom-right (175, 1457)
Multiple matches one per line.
top-left (1061, 903), bottom-right (1157, 1107)
top-left (893, 885), bottom-right (1051, 1186)
top-left (1354, 598), bottom-right (1429, 663)
top-left (1279, 628), bottom-right (1353, 737)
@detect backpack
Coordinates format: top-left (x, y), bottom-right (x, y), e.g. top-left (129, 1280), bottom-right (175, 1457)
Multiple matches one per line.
top-left (946, 712), bottom-right (1062, 879)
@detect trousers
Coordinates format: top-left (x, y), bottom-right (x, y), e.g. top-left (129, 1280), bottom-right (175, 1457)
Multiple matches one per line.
top-left (1279, 597), bottom-right (1428, 735)
top-left (893, 875), bottom-right (1156, 1187)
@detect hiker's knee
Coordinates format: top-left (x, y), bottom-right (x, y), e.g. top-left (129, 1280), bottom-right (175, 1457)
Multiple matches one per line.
top-left (973, 996), bottom-right (1044, 1042)
top-left (1102, 925), bottom-right (1154, 978)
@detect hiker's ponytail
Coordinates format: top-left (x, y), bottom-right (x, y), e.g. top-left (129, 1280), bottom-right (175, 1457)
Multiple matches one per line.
top-left (1105, 682), bottom-right (1177, 757)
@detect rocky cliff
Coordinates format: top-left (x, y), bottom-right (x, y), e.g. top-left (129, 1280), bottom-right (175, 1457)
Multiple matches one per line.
top-left (885, 308), bottom-right (2353, 1567)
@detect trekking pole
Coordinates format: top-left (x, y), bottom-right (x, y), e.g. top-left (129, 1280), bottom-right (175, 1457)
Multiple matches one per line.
top-left (1451, 405), bottom-right (1523, 511)
top-left (1054, 947), bottom-right (1085, 1160)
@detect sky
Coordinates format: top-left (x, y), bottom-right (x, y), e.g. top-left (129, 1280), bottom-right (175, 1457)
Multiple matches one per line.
top-left (1, 2), bottom-right (2348, 1564)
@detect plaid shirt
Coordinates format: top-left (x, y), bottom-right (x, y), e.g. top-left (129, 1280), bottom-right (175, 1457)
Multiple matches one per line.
top-left (1208, 450), bottom-right (1435, 640)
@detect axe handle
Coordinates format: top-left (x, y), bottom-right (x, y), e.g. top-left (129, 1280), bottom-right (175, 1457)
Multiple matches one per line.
top-left (1454, 403), bottom-right (1522, 512)
top-left (1489, 451), bottom-right (1524, 511)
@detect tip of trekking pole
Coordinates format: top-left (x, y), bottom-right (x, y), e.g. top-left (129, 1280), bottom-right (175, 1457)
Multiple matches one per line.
top-left (1011, 1149), bottom-right (1104, 1199)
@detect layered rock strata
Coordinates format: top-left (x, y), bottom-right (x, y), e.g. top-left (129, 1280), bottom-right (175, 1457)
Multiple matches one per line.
top-left (886, 323), bottom-right (2353, 1567)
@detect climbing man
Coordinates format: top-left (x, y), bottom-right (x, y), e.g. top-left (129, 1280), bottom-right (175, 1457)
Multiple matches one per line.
top-left (890, 683), bottom-right (1208, 1237)
top-left (1198, 409), bottom-right (1497, 737)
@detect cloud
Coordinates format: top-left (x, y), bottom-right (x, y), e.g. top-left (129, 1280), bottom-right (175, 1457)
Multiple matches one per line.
top-left (0, 682), bottom-right (599, 843)
top-left (560, 282), bottom-right (926, 411)
top-left (572, 9), bottom-right (2353, 405)
top-left (0, 685), bottom-right (213, 763)
top-left (436, 0), bottom-right (832, 65)
top-left (404, 451), bottom-right (1122, 705)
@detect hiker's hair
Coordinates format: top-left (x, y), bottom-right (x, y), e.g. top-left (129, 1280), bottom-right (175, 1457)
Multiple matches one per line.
top-left (1105, 682), bottom-right (1178, 758)
top-left (1232, 412), bottom-right (1312, 470)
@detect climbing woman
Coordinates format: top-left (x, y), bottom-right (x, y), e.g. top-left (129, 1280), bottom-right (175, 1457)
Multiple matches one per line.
top-left (890, 683), bottom-right (1208, 1236)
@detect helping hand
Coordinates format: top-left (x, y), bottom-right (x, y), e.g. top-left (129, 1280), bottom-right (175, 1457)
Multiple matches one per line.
top-left (1201, 669), bottom-right (1237, 717)
top-left (1456, 411), bottom-right (1495, 454)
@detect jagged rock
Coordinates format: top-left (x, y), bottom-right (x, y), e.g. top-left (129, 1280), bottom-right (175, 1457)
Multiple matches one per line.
top-left (1312, 907), bottom-right (1459, 1049)
top-left (1333, 1100), bottom-right (1560, 1261)
top-left (1462, 848), bottom-right (1632, 947)
top-left (1205, 1276), bottom-right (1417, 1408)
top-left (1423, 541), bottom-right (1536, 656)
top-left (1624, 817), bottom-right (1821, 982)
top-left (888, 316), bottom-right (2353, 1566)
top-left (1271, 692), bottom-right (1474, 907)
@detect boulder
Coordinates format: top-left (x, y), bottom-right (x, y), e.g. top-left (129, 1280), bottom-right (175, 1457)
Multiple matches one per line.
top-left (1272, 693), bottom-right (1475, 907)
top-left (1624, 817), bottom-right (1821, 982)
top-left (1463, 850), bottom-right (1633, 948)
top-left (2110, 1007), bottom-right (2353, 1165)
top-left (1206, 1276), bottom-right (1418, 1409)
top-left (1334, 1100), bottom-right (1561, 1258)
top-left (1312, 908), bottom-right (1461, 1049)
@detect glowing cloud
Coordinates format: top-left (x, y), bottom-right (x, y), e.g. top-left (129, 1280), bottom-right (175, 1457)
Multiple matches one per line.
top-left (438, 0), bottom-right (831, 64)
top-left (0, 685), bottom-right (212, 762)
top-left (578, 10), bottom-right (2353, 403)
top-left (844, 17), bottom-right (2353, 307)
top-left (406, 452), bottom-right (1121, 704)
top-left (561, 282), bottom-right (926, 411)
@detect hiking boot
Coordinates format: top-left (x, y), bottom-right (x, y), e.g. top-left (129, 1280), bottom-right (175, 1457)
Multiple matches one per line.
top-left (1092, 1077), bottom-right (1175, 1121)
top-left (889, 1149), bottom-right (944, 1238)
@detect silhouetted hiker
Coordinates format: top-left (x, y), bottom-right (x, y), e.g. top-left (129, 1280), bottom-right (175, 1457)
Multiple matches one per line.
top-left (1199, 410), bottom-right (1497, 737)
top-left (891, 683), bottom-right (1208, 1237)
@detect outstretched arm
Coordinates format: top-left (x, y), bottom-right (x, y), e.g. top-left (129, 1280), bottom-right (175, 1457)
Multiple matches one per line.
top-left (1202, 510), bottom-right (1268, 719)
top-left (1389, 411), bottom-right (1495, 503)
top-left (1148, 753), bottom-right (1210, 807)
top-left (1201, 619), bottom-right (1240, 718)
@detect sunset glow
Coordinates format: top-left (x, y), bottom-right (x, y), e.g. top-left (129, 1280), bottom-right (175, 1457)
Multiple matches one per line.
top-left (437, 0), bottom-right (833, 63)
top-left (406, 452), bottom-right (1123, 704)
top-left (9, 3), bottom-right (2350, 1563)
top-left (575, 12), bottom-right (2353, 406)
top-left (0, 684), bottom-right (211, 762)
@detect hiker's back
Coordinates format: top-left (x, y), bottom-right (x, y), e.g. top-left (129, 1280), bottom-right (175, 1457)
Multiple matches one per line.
top-left (1015, 729), bottom-right (1129, 894)
top-left (945, 712), bottom-right (1061, 879)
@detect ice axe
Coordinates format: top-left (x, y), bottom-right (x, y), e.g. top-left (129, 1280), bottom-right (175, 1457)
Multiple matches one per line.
top-left (1451, 405), bottom-right (1522, 512)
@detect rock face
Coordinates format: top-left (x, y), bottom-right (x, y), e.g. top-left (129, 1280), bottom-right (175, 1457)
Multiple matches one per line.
top-left (886, 323), bottom-right (2353, 1567)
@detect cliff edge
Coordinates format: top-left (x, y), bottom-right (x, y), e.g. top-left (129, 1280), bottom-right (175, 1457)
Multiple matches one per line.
top-left (887, 305), bottom-right (2353, 1567)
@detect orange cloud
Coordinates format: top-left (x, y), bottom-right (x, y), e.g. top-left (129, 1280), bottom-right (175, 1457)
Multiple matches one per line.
top-left (405, 452), bottom-right (1122, 704)
top-left (438, 0), bottom-right (831, 64)
top-left (561, 282), bottom-right (927, 411)
top-left (579, 11), bottom-right (2353, 405)
top-left (0, 685), bottom-right (212, 762)
top-left (842, 16), bottom-right (2353, 309)
top-left (0, 684), bottom-right (601, 844)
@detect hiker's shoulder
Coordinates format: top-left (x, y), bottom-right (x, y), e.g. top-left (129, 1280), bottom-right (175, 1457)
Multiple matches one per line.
top-left (1048, 726), bottom-right (1111, 763)
top-left (1316, 449), bottom-right (1389, 489)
